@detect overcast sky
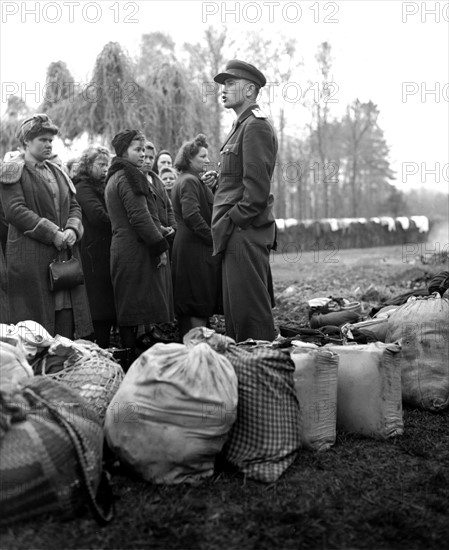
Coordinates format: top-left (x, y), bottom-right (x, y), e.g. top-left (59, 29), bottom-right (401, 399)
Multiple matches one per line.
top-left (1, 0), bottom-right (448, 193)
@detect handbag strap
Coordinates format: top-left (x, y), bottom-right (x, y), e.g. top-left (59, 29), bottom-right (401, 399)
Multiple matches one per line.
top-left (54, 247), bottom-right (73, 262)
top-left (23, 388), bottom-right (114, 525)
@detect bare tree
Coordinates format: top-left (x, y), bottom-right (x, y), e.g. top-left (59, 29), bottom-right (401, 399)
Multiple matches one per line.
top-left (183, 26), bottom-right (228, 160)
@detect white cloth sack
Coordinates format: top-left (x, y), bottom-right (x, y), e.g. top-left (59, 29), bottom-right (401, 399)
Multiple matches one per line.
top-left (386, 294), bottom-right (449, 411)
top-left (326, 342), bottom-right (403, 439)
top-left (0, 340), bottom-right (33, 392)
top-left (0, 321), bottom-right (53, 360)
top-left (291, 348), bottom-right (339, 451)
top-left (105, 342), bottom-right (238, 484)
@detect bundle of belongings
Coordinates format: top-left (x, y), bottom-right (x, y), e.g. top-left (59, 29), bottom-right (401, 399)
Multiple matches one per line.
top-left (335, 270), bottom-right (449, 412)
top-left (105, 328), bottom-right (302, 484)
top-left (0, 320), bottom-right (124, 525)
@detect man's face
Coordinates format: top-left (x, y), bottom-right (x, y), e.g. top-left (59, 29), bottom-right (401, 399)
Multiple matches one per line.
top-left (25, 132), bottom-right (54, 162)
top-left (221, 78), bottom-right (254, 110)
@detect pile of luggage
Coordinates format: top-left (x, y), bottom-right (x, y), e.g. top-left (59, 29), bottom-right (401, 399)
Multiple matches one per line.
top-left (0, 321), bottom-right (124, 525)
top-left (1, 269), bottom-right (448, 526)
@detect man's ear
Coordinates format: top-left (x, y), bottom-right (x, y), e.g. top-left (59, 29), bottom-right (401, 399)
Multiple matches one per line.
top-left (244, 82), bottom-right (255, 98)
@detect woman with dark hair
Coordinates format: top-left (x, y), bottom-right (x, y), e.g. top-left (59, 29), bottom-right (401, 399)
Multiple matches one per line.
top-left (105, 129), bottom-right (174, 357)
top-left (73, 146), bottom-right (116, 348)
top-left (171, 133), bottom-right (221, 337)
top-left (153, 149), bottom-right (173, 175)
top-left (0, 114), bottom-right (92, 338)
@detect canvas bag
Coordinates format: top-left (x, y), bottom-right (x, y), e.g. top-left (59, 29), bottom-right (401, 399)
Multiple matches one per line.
top-left (326, 342), bottom-right (403, 439)
top-left (291, 347), bottom-right (339, 451)
top-left (105, 341), bottom-right (238, 484)
top-left (386, 294), bottom-right (449, 411)
top-left (0, 340), bottom-right (33, 393)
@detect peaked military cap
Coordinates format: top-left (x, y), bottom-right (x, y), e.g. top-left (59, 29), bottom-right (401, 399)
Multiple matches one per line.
top-left (214, 59), bottom-right (267, 88)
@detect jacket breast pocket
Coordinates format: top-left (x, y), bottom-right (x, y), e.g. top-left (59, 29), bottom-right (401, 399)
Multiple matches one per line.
top-left (220, 142), bottom-right (240, 176)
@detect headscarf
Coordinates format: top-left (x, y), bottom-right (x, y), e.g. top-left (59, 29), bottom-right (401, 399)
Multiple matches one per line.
top-left (153, 149), bottom-right (173, 175)
top-left (111, 129), bottom-right (144, 157)
top-left (16, 114), bottom-right (58, 145)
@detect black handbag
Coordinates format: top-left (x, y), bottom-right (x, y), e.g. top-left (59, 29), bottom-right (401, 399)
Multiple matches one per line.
top-left (48, 248), bottom-right (85, 292)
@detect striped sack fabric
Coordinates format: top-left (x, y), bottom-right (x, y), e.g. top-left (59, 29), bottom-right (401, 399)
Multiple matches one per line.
top-left (0, 376), bottom-right (109, 525)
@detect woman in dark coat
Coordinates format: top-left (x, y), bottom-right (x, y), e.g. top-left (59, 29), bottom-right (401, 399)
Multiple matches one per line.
top-left (0, 114), bottom-right (92, 338)
top-left (142, 142), bottom-right (177, 257)
top-left (171, 133), bottom-right (221, 338)
top-left (0, 245), bottom-right (9, 324)
top-left (105, 129), bottom-right (174, 357)
top-left (73, 146), bottom-right (116, 348)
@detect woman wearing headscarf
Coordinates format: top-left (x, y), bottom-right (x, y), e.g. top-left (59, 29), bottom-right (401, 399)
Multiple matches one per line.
top-left (105, 129), bottom-right (174, 357)
top-left (73, 146), bottom-right (116, 348)
top-left (171, 134), bottom-right (221, 337)
top-left (153, 149), bottom-right (174, 176)
top-left (0, 114), bottom-right (92, 338)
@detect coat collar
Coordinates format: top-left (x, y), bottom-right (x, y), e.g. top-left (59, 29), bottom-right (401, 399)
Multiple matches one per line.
top-left (0, 157), bottom-right (76, 194)
top-left (220, 103), bottom-right (260, 150)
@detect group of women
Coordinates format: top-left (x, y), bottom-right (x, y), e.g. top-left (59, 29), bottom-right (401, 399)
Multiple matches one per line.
top-left (0, 114), bottom-right (221, 359)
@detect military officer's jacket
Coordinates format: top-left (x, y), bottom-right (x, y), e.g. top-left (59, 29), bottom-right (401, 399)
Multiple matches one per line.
top-left (211, 103), bottom-right (278, 255)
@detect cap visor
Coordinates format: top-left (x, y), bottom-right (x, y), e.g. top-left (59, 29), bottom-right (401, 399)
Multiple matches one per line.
top-left (213, 72), bottom-right (237, 84)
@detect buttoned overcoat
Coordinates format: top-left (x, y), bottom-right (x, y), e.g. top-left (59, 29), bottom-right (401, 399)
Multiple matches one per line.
top-left (171, 170), bottom-right (221, 317)
top-left (74, 175), bottom-right (116, 322)
top-left (104, 169), bottom-right (173, 326)
top-left (0, 158), bottom-right (93, 337)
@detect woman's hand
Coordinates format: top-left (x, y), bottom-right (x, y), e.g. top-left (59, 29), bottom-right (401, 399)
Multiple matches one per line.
top-left (157, 251), bottom-right (168, 269)
top-left (201, 170), bottom-right (219, 193)
top-left (53, 230), bottom-right (66, 251)
top-left (162, 226), bottom-right (176, 238)
top-left (201, 170), bottom-right (218, 185)
top-left (62, 228), bottom-right (77, 248)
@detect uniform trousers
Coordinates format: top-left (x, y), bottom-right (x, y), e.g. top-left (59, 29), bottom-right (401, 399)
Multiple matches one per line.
top-left (222, 223), bottom-right (275, 342)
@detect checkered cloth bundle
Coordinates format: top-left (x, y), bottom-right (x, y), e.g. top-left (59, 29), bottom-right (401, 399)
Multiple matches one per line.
top-left (222, 346), bottom-right (301, 482)
top-left (0, 376), bottom-right (106, 525)
top-left (183, 328), bottom-right (301, 482)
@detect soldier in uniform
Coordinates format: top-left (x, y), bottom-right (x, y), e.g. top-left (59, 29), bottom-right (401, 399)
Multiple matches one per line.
top-left (211, 60), bottom-right (278, 342)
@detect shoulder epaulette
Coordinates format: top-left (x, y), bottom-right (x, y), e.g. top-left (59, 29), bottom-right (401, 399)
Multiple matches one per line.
top-left (252, 108), bottom-right (268, 119)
